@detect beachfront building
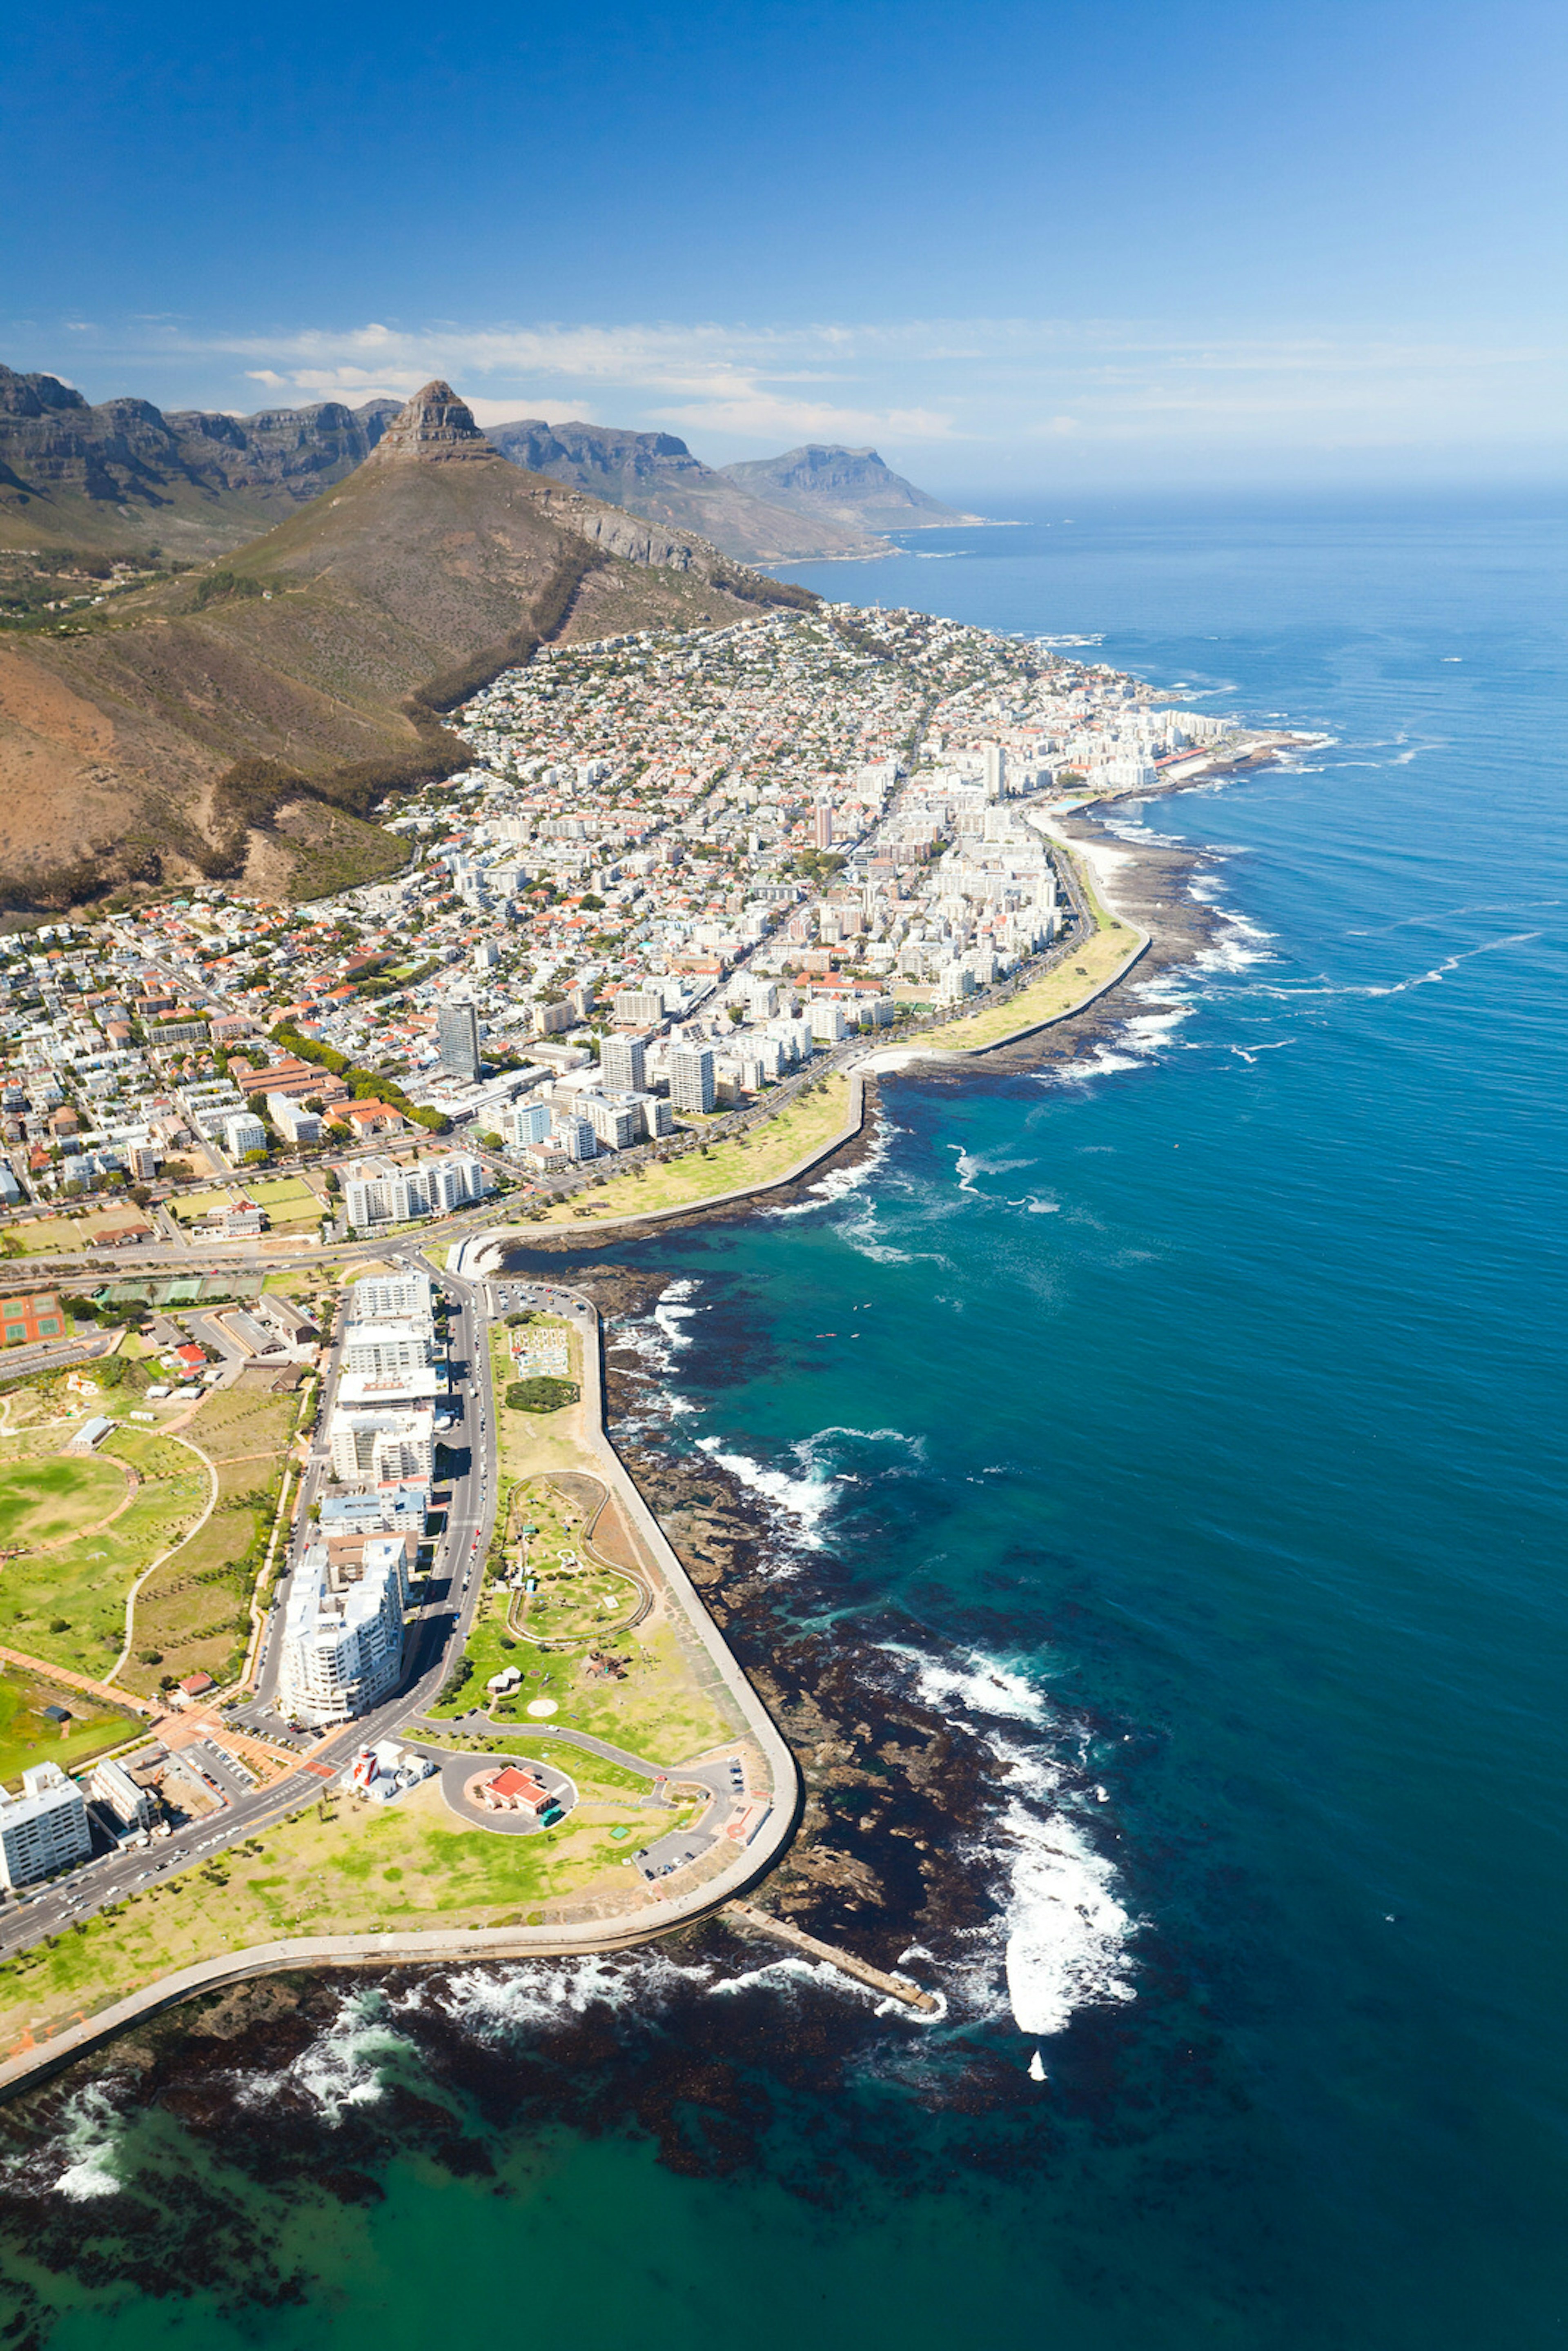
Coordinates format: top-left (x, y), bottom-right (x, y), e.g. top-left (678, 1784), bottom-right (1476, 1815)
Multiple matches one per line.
top-left (669, 1045), bottom-right (715, 1115)
top-left (342, 1321), bottom-right (437, 1378)
top-left (0, 1763), bottom-right (91, 1889)
top-left (477, 1764), bottom-right (563, 1822)
top-left (88, 1755), bottom-right (157, 1833)
top-left (328, 1401), bottom-right (437, 1484)
top-left (349, 1269), bottom-right (434, 1322)
top-left (276, 1538), bottom-right (411, 1726)
top-left (342, 1154), bottom-right (488, 1231)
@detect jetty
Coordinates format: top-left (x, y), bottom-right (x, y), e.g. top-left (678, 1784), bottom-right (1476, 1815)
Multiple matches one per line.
top-left (724, 1901), bottom-right (939, 2014)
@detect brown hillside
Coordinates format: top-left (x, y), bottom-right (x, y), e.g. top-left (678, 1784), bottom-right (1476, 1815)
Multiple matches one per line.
top-left (0, 382), bottom-right (812, 909)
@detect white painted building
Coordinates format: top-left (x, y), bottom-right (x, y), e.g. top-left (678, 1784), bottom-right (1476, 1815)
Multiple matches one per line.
top-left (349, 1269), bottom-right (434, 1322)
top-left (276, 1539), bottom-right (410, 1726)
top-left (342, 1321), bottom-right (436, 1378)
top-left (328, 1403), bottom-right (437, 1484)
top-left (0, 1763), bottom-right (91, 1888)
top-left (223, 1111), bottom-right (268, 1160)
top-left (343, 1154), bottom-right (488, 1230)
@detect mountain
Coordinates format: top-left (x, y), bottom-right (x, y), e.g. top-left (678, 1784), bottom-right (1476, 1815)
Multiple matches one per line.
top-left (484, 418), bottom-right (886, 562)
top-left (0, 383), bottom-right (815, 909)
top-left (0, 365), bottom-right (401, 556)
top-left (719, 444), bottom-right (981, 534)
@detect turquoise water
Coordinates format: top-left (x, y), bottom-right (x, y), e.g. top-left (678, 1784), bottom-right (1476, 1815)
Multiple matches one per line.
top-left (7, 498), bottom-right (1566, 2346)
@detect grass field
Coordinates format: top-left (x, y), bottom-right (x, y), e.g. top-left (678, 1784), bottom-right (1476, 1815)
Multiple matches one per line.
top-left (0, 1455), bottom-right (126, 1549)
top-left (520, 1072), bottom-right (853, 1227)
top-left (2, 1218), bottom-right (91, 1258)
top-left (0, 1663), bottom-right (139, 1790)
top-left (116, 1376), bottom-right (302, 1700)
top-left (430, 1330), bottom-right (738, 1761)
top-left (171, 1178), bottom-right (321, 1229)
top-left (0, 1425), bottom-right (210, 1675)
top-left (0, 1777), bottom-right (659, 2057)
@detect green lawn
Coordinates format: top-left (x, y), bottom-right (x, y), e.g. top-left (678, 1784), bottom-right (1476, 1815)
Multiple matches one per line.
top-left (0, 1663), bottom-right (139, 1790)
top-left (0, 1455), bottom-right (126, 1549)
top-left (521, 1073), bottom-right (853, 1227)
top-left (431, 1340), bottom-right (738, 1760)
top-left (116, 1377), bottom-right (301, 1700)
top-left (0, 1778), bottom-right (659, 2057)
top-left (0, 1427), bottom-right (209, 1674)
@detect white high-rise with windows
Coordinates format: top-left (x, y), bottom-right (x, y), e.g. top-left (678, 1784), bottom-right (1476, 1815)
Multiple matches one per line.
top-left (328, 1403), bottom-right (437, 1484)
top-left (0, 1763), bottom-right (91, 1888)
top-left (276, 1539), bottom-right (410, 1726)
top-left (668, 1045), bottom-right (715, 1115)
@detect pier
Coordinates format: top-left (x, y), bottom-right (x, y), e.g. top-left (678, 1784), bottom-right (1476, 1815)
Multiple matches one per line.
top-left (724, 1901), bottom-right (939, 2013)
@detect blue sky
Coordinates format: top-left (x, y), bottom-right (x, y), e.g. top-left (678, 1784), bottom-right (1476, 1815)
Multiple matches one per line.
top-left (2, 0), bottom-right (1563, 490)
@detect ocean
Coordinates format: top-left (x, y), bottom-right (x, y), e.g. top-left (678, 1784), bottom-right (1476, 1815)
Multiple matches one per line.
top-left (2, 494), bottom-right (1564, 2349)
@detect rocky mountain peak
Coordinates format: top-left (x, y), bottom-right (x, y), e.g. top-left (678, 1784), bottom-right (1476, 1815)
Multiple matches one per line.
top-left (370, 380), bottom-right (492, 463)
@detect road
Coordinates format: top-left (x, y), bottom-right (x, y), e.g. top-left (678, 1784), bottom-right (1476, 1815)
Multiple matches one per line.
top-left (0, 1239), bottom-right (510, 1962)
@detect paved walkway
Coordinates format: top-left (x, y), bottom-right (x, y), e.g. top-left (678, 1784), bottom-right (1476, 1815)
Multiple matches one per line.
top-left (0, 1643), bottom-right (152, 1715)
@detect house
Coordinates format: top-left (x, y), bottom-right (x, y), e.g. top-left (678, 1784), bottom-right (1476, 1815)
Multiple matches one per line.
top-left (477, 1765), bottom-right (562, 1821)
top-left (343, 1100), bottom-right (408, 1138)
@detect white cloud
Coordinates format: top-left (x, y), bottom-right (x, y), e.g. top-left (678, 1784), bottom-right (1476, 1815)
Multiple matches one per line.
top-left (56, 311), bottom-right (1568, 474)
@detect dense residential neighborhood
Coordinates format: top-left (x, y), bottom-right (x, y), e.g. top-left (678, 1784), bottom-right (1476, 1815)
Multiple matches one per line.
top-left (0, 608), bottom-right (1234, 1255)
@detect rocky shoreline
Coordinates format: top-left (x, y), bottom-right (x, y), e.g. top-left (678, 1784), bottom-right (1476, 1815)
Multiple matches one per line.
top-left (0, 781), bottom-right (1261, 2317)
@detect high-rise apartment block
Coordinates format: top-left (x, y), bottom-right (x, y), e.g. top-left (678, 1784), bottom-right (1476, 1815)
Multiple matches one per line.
top-left (0, 1763), bottom-right (91, 1889)
top-left (343, 1154), bottom-right (487, 1229)
top-left (599, 1033), bottom-right (646, 1093)
top-left (436, 1001), bottom-right (481, 1082)
top-left (668, 1045), bottom-right (715, 1115)
top-left (276, 1538), bottom-right (411, 1726)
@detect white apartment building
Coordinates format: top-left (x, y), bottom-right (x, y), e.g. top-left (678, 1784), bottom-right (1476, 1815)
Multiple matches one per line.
top-left (223, 1111), bottom-right (268, 1160)
top-left (599, 1033), bottom-right (647, 1093)
top-left (350, 1269), bottom-right (434, 1322)
top-left (88, 1754), bottom-right (156, 1832)
top-left (276, 1539), bottom-right (410, 1726)
top-left (343, 1154), bottom-right (488, 1231)
top-left (329, 1403), bottom-right (437, 1484)
top-left (506, 1100), bottom-right (552, 1150)
top-left (342, 1321), bottom-right (436, 1378)
top-left (577, 1092), bottom-right (640, 1153)
top-left (669, 1045), bottom-right (715, 1115)
top-left (0, 1762), bottom-right (91, 1889)
top-left (268, 1093), bottom-right (322, 1145)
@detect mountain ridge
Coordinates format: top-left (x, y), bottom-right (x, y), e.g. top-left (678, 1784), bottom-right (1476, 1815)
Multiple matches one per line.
top-left (0, 382), bottom-right (816, 909)
top-left (719, 443), bottom-right (984, 534)
top-left (484, 417), bottom-right (887, 561)
top-left (0, 365), bottom-right (401, 556)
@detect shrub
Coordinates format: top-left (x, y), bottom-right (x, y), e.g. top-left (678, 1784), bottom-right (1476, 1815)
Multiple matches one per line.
top-left (506, 1376), bottom-right (579, 1413)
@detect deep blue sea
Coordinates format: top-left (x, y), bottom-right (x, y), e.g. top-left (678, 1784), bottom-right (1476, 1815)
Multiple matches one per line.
top-left (7, 496), bottom-right (1566, 2349)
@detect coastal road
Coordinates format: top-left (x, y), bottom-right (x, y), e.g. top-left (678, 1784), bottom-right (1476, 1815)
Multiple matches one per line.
top-left (0, 1249), bottom-right (505, 1963)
